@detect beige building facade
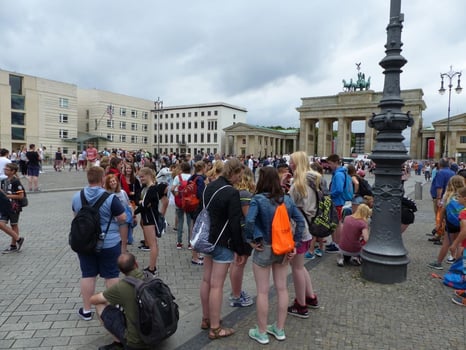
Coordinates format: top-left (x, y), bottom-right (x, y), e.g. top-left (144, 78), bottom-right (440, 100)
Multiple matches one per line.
top-left (223, 122), bottom-right (298, 157)
top-left (297, 89), bottom-right (426, 159)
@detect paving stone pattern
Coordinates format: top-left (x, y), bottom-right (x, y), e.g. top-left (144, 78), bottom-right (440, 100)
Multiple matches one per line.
top-left (0, 168), bottom-right (464, 349)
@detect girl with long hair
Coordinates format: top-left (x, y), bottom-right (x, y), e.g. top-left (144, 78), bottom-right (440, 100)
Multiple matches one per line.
top-left (287, 151), bottom-right (320, 318)
top-left (245, 166), bottom-right (305, 344)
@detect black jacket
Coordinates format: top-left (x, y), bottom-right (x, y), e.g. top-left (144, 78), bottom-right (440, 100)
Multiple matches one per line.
top-left (202, 176), bottom-right (247, 256)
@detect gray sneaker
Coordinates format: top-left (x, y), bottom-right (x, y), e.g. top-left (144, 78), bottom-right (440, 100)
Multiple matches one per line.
top-left (427, 261), bottom-right (443, 270)
top-left (2, 246), bottom-right (18, 254)
top-left (16, 237), bottom-right (24, 252)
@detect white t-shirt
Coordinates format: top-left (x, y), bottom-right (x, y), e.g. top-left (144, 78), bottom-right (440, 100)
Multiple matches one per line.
top-left (0, 157), bottom-right (12, 180)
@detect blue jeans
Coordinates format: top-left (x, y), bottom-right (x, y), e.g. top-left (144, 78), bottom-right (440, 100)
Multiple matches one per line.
top-left (176, 208), bottom-right (192, 244)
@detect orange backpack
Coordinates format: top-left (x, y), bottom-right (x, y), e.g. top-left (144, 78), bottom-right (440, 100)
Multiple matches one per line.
top-left (271, 202), bottom-right (294, 255)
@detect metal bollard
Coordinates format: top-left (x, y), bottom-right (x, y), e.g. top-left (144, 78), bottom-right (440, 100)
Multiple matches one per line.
top-left (414, 181), bottom-right (422, 200)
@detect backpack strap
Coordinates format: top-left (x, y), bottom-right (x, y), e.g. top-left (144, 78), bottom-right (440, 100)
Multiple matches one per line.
top-left (124, 275), bottom-right (144, 289)
top-left (203, 185), bottom-right (231, 209)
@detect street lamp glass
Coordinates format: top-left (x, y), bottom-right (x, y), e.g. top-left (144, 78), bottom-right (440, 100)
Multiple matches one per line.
top-left (455, 86), bottom-right (462, 94)
top-left (439, 87), bottom-right (446, 95)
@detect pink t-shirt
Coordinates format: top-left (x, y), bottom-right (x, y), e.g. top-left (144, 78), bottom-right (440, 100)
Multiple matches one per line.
top-left (339, 215), bottom-right (368, 253)
top-left (86, 147), bottom-right (97, 161)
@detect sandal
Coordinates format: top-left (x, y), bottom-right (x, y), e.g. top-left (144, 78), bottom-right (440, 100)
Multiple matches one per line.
top-left (208, 326), bottom-right (235, 340)
top-left (201, 318), bottom-right (223, 330)
top-left (201, 318), bottom-right (210, 330)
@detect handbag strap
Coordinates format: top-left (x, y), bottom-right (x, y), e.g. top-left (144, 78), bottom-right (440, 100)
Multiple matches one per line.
top-left (203, 185), bottom-right (231, 209)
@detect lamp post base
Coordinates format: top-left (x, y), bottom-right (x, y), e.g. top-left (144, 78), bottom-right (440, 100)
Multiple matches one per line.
top-left (361, 251), bottom-right (409, 284)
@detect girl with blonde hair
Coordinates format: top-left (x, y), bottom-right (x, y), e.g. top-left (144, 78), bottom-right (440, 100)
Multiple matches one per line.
top-left (287, 151), bottom-right (321, 318)
top-left (229, 166), bottom-right (255, 307)
top-left (205, 160), bottom-right (224, 183)
top-left (337, 203), bottom-right (371, 266)
top-left (428, 175), bottom-right (465, 269)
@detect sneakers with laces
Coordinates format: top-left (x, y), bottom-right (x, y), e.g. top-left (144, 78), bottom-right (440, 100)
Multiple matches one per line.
top-left (229, 290), bottom-right (251, 301)
top-left (447, 255), bottom-right (456, 264)
top-left (144, 267), bottom-right (158, 277)
top-left (16, 237), bottom-right (24, 252)
top-left (427, 261), bottom-right (443, 270)
top-left (229, 292), bottom-right (253, 307)
top-left (248, 326), bottom-right (269, 344)
top-left (266, 323), bottom-right (286, 341)
top-left (77, 307), bottom-right (92, 321)
top-left (138, 245), bottom-right (150, 251)
top-left (451, 295), bottom-right (466, 306)
top-left (455, 290), bottom-right (466, 298)
top-left (314, 248), bottom-right (323, 257)
top-left (176, 242), bottom-right (183, 249)
top-left (304, 251), bottom-right (315, 260)
top-left (325, 243), bottom-right (339, 253)
top-left (306, 295), bottom-right (319, 309)
top-left (287, 300), bottom-right (309, 318)
top-left (337, 257), bottom-right (344, 267)
top-left (188, 244), bottom-right (193, 250)
top-left (2, 245), bottom-right (18, 254)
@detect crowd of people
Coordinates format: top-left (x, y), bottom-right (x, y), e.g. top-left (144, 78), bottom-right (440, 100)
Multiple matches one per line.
top-left (4, 141), bottom-right (466, 347)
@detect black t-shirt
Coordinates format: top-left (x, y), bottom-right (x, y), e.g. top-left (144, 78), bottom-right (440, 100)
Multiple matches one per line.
top-left (26, 151), bottom-right (40, 166)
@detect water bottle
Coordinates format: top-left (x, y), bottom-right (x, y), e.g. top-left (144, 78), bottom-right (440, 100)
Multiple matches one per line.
top-left (95, 232), bottom-right (105, 253)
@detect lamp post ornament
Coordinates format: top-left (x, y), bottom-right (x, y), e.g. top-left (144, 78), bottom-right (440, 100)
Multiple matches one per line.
top-left (439, 66), bottom-right (462, 158)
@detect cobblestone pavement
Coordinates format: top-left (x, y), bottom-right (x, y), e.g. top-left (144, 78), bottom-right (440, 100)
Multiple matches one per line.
top-left (0, 168), bottom-right (464, 349)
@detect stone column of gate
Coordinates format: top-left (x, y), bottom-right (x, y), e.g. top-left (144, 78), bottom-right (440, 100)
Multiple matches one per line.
top-left (337, 117), bottom-right (352, 157)
top-left (451, 131), bottom-right (457, 159)
top-left (434, 130), bottom-right (443, 159)
top-left (299, 118), bottom-right (310, 155)
top-left (318, 118), bottom-right (332, 156)
top-left (365, 116), bottom-right (376, 155)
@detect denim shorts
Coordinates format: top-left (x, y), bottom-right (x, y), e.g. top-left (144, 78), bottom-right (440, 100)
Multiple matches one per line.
top-left (207, 244), bottom-right (234, 264)
top-left (78, 243), bottom-right (121, 278)
top-left (252, 244), bottom-right (285, 267)
top-left (27, 165), bottom-right (40, 177)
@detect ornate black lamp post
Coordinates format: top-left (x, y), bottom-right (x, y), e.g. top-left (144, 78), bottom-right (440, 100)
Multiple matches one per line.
top-left (361, 0), bottom-right (412, 283)
top-left (439, 66), bottom-right (462, 158)
top-left (153, 97), bottom-right (163, 159)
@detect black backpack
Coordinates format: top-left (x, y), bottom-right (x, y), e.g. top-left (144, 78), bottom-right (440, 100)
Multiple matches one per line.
top-left (124, 275), bottom-right (179, 345)
top-left (69, 190), bottom-right (111, 255)
top-left (357, 175), bottom-right (373, 196)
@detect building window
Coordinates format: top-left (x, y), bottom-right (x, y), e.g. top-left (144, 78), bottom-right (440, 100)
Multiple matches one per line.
top-left (188, 112), bottom-right (192, 117)
top-left (194, 112), bottom-right (198, 117)
top-left (120, 121), bottom-right (126, 129)
top-left (11, 127), bottom-right (25, 140)
top-left (182, 122), bottom-right (185, 129)
top-left (233, 114), bottom-right (236, 119)
top-left (107, 119), bottom-right (114, 128)
top-left (120, 134), bottom-right (126, 142)
top-left (160, 123), bottom-right (163, 130)
top-left (188, 122), bottom-right (191, 128)
top-left (107, 133), bottom-right (114, 141)
top-left (208, 111), bottom-right (211, 116)
top-left (201, 121), bottom-right (204, 128)
top-left (188, 134), bottom-right (191, 143)
top-left (201, 111), bottom-right (205, 117)
top-left (214, 110), bottom-right (218, 116)
top-left (176, 113), bottom-right (179, 118)
top-left (194, 122), bottom-right (198, 128)
top-left (142, 136), bottom-right (148, 144)
top-left (154, 123), bottom-right (157, 130)
top-left (182, 113), bottom-right (185, 117)
top-left (154, 135), bottom-right (157, 143)
top-left (207, 133), bottom-right (211, 143)
top-left (165, 134), bottom-right (168, 143)
top-left (194, 134), bottom-right (198, 142)
top-left (59, 113), bottom-right (68, 123)
top-left (9, 75), bottom-right (23, 94)
top-left (131, 123), bottom-right (138, 131)
top-left (131, 110), bottom-right (137, 118)
top-left (176, 122), bottom-right (179, 129)
top-left (11, 112), bottom-right (25, 125)
top-left (176, 134), bottom-right (179, 143)
top-left (242, 138), bottom-right (246, 144)
top-left (170, 113), bottom-right (174, 118)
top-left (170, 135), bottom-right (174, 143)
top-left (11, 95), bottom-right (25, 110)
top-left (143, 112), bottom-right (148, 119)
top-left (59, 129), bottom-right (69, 139)
top-left (214, 121), bottom-right (217, 130)
top-left (59, 98), bottom-right (69, 108)
top-left (200, 134), bottom-right (204, 143)
top-left (131, 135), bottom-right (137, 143)
top-left (170, 123), bottom-right (174, 130)
top-left (214, 133), bottom-right (218, 142)
top-left (460, 136), bottom-right (466, 143)
top-left (120, 108), bottom-right (127, 116)
top-left (142, 124), bottom-right (148, 132)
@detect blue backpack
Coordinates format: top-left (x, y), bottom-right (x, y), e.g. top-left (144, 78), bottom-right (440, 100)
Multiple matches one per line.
top-left (342, 172), bottom-right (354, 201)
top-left (445, 198), bottom-right (464, 228)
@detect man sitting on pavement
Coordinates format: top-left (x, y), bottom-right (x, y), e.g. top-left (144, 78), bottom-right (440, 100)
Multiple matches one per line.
top-left (90, 252), bottom-right (151, 350)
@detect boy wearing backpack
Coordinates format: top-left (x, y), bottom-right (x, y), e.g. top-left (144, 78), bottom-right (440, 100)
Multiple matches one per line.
top-left (90, 252), bottom-right (151, 350)
top-left (71, 166), bottom-right (127, 322)
top-left (326, 154), bottom-right (353, 253)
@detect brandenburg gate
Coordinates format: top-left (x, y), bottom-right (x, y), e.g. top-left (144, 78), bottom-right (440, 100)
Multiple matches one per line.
top-left (297, 88), bottom-right (426, 158)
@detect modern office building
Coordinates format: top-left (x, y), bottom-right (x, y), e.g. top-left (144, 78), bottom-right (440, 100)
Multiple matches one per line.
top-left (0, 68), bottom-right (247, 157)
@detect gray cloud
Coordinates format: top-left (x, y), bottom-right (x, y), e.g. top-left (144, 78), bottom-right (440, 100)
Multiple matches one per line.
top-left (1, 0), bottom-right (465, 129)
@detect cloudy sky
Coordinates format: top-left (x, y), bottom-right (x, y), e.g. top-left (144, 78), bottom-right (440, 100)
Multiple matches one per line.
top-left (2, 0), bottom-right (466, 132)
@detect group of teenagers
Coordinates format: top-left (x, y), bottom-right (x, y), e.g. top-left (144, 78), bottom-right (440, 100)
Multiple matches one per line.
top-left (72, 151), bottom-right (377, 348)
